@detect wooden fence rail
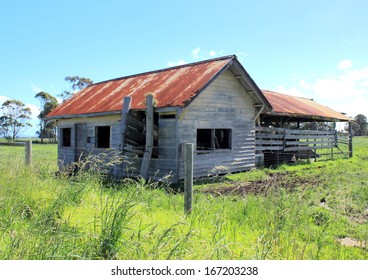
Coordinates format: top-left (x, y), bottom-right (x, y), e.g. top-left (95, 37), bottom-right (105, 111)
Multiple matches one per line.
top-left (255, 127), bottom-right (351, 166)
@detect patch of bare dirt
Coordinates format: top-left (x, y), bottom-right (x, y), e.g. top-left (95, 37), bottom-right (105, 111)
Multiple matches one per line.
top-left (337, 237), bottom-right (367, 248)
top-left (202, 171), bottom-right (324, 197)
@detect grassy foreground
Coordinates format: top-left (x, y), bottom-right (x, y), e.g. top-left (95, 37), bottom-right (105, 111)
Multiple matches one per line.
top-left (0, 138), bottom-right (367, 259)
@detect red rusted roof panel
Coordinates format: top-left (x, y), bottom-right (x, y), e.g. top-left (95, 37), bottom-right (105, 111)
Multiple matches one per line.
top-left (262, 90), bottom-right (351, 121)
top-left (48, 57), bottom-right (233, 117)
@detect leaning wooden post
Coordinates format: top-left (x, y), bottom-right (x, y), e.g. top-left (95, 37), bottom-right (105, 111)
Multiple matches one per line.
top-left (184, 143), bottom-right (194, 215)
top-left (140, 94), bottom-right (154, 181)
top-left (114, 96), bottom-right (131, 177)
top-left (24, 140), bottom-right (32, 166)
top-left (349, 121), bottom-right (353, 158)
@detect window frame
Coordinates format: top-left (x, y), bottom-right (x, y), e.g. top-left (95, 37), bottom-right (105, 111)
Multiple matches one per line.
top-left (196, 128), bottom-right (232, 152)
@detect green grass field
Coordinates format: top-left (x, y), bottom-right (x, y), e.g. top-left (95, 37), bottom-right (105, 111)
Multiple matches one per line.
top-left (0, 138), bottom-right (367, 259)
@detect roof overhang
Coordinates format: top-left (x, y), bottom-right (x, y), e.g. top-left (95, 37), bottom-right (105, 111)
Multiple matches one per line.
top-left (44, 110), bottom-right (122, 120)
top-left (261, 90), bottom-right (353, 122)
top-left (261, 112), bottom-right (352, 122)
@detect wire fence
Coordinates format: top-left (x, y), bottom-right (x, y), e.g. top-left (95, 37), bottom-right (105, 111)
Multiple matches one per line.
top-left (0, 141), bottom-right (57, 169)
top-left (1, 131), bottom-right (352, 182)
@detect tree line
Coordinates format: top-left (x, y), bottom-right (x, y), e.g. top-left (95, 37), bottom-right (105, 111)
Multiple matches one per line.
top-left (0, 76), bottom-right (93, 141)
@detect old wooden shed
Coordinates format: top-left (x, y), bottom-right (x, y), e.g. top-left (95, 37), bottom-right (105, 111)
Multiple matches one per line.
top-left (47, 55), bottom-right (272, 182)
top-left (256, 90), bottom-right (353, 166)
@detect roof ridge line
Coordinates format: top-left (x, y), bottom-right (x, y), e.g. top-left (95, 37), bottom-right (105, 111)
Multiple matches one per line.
top-left (92, 55), bottom-right (236, 86)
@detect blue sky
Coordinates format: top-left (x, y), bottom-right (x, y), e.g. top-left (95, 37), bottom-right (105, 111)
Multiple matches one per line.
top-left (1, 0), bottom-right (367, 136)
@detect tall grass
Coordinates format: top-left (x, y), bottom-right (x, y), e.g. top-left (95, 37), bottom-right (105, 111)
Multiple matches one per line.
top-left (0, 138), bottom-right (368, 259)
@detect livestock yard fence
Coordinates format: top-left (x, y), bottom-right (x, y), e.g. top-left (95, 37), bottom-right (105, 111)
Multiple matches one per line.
top-left (255, 126), bottom-right (352, 167)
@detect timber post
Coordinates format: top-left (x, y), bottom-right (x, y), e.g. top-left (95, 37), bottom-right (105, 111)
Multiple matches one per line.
top-left (184, 143), bottom-right (194, 215)
top-left (140, 94), bottom-right (154, 181)
top-left (349, 121), bottom-right (353, 158)
top-left (25, 140), bottom-right (32, 166)
top-left (114, 96), bottom-right (132, 177)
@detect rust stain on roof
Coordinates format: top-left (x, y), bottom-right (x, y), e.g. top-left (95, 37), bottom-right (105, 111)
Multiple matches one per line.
top-left (262, 90), bottom-right (352, 121)
top-left (48, 56), bottom-right (233, 117)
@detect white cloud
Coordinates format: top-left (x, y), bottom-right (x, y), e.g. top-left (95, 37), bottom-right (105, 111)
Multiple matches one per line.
top-left (24, 103), bottom-right (41, 137)
top-left (167, 59), bottom-right (186, 67)
top-left (0, 95), bottom-right (9, 105)
top-left (169, 48), bottom-right (225, 68)
top-left (31, 83), bottom-right (42, 93)
top-left (26, 103), bottom-right (41, 119)
top-left (191, 47), bottom-right (201, 58)
top-left (56, 97), bottom-right (63, 104)
top-left (209, 50), bottom-right (216, 56)
top-left (299, 79), bottom-right (310, 89)
top-left (338, 59), bottom-right (353, 70)
top-left (276, 64), bottom-right (368, 119)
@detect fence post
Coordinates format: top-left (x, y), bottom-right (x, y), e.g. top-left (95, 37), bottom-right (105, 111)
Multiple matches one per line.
top-left (349, 121), bottom-right (353, 158)
top-left (25, 140), bottom-right (32, 166)
top-left (184, 143), bottom-right (194, 214)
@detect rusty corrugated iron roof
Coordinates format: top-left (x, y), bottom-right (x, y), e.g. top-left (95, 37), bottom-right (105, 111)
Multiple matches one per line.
top-left (47, 56), bottom-right (236, 118)
top-left (262, 90), bottom-right (352, 121)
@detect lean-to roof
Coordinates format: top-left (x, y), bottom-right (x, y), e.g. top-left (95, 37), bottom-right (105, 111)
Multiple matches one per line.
top-left (262, 90), bottom-right (352, 121)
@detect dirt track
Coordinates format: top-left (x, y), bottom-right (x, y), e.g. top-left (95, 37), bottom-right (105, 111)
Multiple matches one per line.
top-left (202, 171), bottom-right (324, 197)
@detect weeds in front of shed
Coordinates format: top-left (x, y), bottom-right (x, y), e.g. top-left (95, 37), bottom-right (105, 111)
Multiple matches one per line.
top-left (1, 139), bottom-right (368, 259)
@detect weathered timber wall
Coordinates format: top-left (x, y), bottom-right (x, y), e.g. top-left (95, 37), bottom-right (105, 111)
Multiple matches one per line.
top-left (57, 115), bottom-right (121, 167)
top-left (178, 69), bottom-right (257, 179)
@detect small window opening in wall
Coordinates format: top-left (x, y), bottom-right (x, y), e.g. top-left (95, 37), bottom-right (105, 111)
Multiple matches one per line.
top-left (197, 129), bottom-right (212, 150)
top-left (96, 126), bottom-right (110, 148)
top-left (62, 128), bottom-right (71, 147)
top-left (197, 129), bottom-right (231, 151)
top-left (215, 129), bottom-right (231, 149)
top-left (159, 114), bottom-right (176, 119)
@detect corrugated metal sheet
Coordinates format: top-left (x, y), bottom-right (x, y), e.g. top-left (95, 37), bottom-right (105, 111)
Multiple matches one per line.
top-left (47, 56), bottom-right (234, 118)
top-left (262, 90), bottom-right (352, 121)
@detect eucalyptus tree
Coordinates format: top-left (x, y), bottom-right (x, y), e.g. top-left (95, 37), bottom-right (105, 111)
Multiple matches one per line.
top-left (60, 76), bottom-right (93, 100)
top-left (35, 91), bottom-right (59, 143)
top-left (0, 99), bottom-right (32, 140)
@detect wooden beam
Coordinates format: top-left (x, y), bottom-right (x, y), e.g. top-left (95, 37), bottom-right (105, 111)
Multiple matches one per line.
top-left (120, 96), bottom-right (132, 150)
top-left (114, 96), bottom-right (132, 177)
top-left (140, 94), bottom-right (154, 181)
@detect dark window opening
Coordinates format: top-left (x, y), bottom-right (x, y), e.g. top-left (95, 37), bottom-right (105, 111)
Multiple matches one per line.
top-left (197, 129), bottom-right (231, 151)
top-left (62, 128), bottom-right (71, 147)
top-left (159, 114), bottom-right (176, 119)
top-left (215, 129), bottom-right (231, 149)
top-left (197, 129), bottom-right (212, 150)
top-left (96, 126), bottom-right (110, 148)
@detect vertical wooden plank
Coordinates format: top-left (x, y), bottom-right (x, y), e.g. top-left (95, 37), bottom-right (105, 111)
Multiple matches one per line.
top-left (140, 94), bottom-right (154, 180)
top-left (120, 96), bottom-right (132, 150)
top-left (184, 143), bottom-right (194, 214)
top-left (25, 140), bottom-right (32, 166)
top-left (114, 96), bottom-right (132, 177)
